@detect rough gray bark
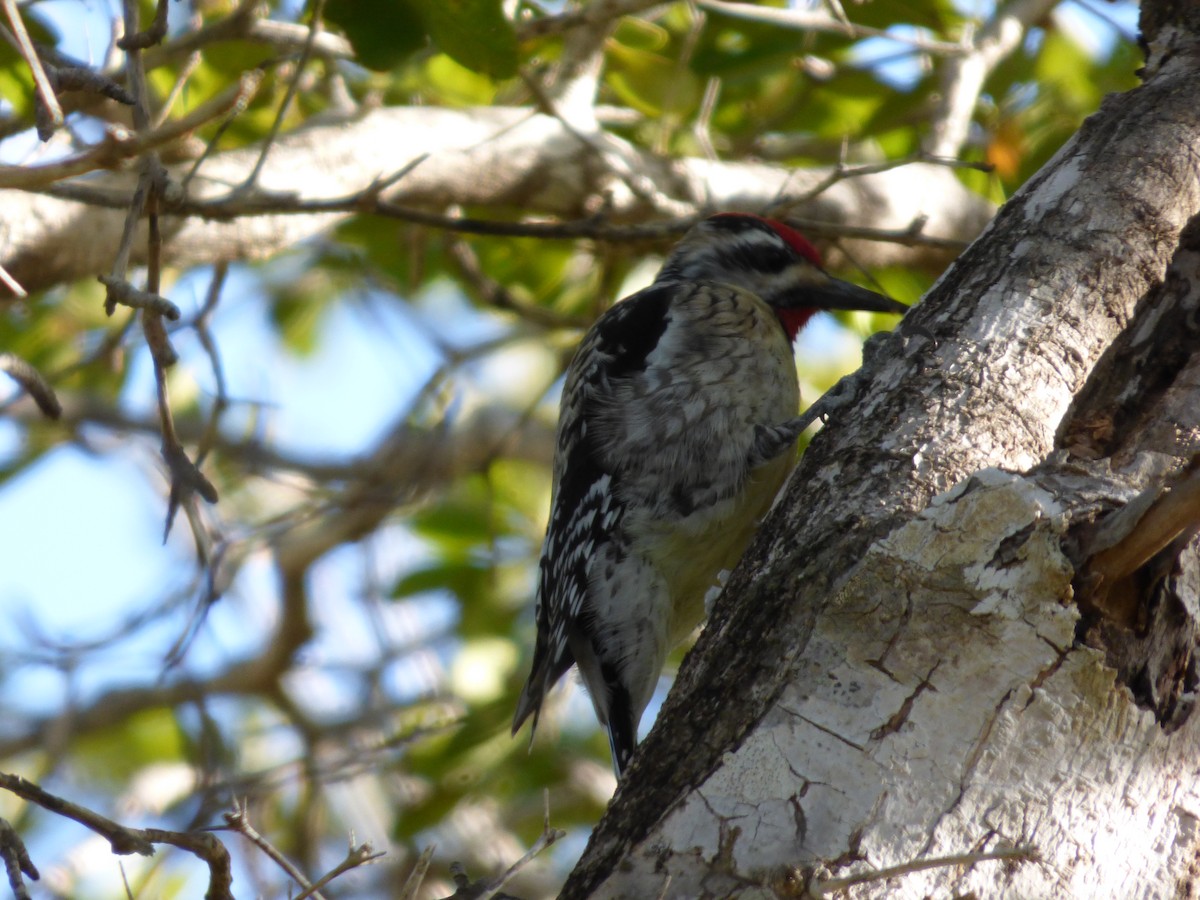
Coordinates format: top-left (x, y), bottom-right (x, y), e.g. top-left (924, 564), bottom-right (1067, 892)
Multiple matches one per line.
top-left (562, 14), bottom-right (1200, 900)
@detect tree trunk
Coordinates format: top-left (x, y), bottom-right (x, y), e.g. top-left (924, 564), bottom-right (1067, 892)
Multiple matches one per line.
top-left (562, 12), bottom-right (1200, 900)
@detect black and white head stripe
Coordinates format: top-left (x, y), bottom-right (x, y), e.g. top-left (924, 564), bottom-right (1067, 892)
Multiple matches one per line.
top-left (658, 213), bottom-right (826, 284)
top-left (705, 213), bottom-right (824, 267)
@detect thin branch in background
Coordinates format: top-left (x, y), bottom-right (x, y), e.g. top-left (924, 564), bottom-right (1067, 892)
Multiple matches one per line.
top-left (0, 353), bottom-right (62, 419)
top-left (358, 152), bottom-right (431, 202)
top-left (292, 837), bottom-right (386, 900)
top-left (789, 213), bottom-right (965, 251)
top-left (97, 274), bottom-right (181, 320)
top-left (154, 49), bottom-right (202, 128)
top-left (654, 1), bottom-right (706, 156)
top-left (0, 0), bottom-right (63, 139)
top-left (179, 69), bottom-right (264, 193)
top-left (694, 0), bottom-right (965, 54)
top-left (824, 0), bottom-right (853, 29)
top-left (178, 186), bottom-right (970, 251)
top-left (521, 68), bottom-right (694, 218)
top-left (222, 800), bottom-right (327, 900)
top-left (107, 0), bottom-right (220, 548)
top-left (0, 261), bottom-right (26, 297)
top-left (517, 0), bottom-right (663, 41)
top-left (0, 72), bottom-right (262, 191)
top-left (0, 816), bottom-right (38, 900)
top-left (777, 150), bottom-right (992, 211)
top-left (809, 845), bottom-right (1040, 896)
top-left (0, 546), bottom-right (316, 762)
top-left (141, 198), bottom-right (220, 540)
top-left (162, 262), bottom-right (233, 665)
top-left (444, 235), bottom-right (590, 330)
top-left (692, 76), bottom-right (721, 162)
top-left (100, 166), bottom-right (153, 303)
top-left (117, 0), bottom-right (169, 51)
top-left (440, 791), bottom-right (565, 899)
top-left (0, 772), bottom-right (235, 900)
top-left (193, 262), bottom-right (231, 468)
top-left (1075, 0), bottom-right (1137, 42)
top-left (398, 845), bottom-right (436, 900)
top-left (240, 0), bottom-right (327, 191)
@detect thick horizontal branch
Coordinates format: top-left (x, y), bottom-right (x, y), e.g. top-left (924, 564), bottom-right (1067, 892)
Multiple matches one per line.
top-left (1, 105), bottom-right (995, 296)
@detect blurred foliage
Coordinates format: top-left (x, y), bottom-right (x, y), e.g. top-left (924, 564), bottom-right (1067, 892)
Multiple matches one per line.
top-left (0, 0), bottom-right (1137, 897)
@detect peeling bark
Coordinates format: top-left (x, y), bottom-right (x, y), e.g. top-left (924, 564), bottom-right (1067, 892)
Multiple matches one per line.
top-left (562, 16), bottom-right (1200, 900)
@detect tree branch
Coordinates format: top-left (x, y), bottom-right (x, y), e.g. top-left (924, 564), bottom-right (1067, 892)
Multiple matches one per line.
top-left (0, 772), bottom-right (234, 900)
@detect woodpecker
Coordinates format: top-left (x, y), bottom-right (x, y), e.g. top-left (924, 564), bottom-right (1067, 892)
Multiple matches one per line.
top-left (512, 213), bottom-right (906, 776)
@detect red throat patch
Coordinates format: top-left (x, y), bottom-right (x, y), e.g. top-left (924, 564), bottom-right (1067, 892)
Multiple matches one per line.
top-left (776, 306), bottom-right (817, 343)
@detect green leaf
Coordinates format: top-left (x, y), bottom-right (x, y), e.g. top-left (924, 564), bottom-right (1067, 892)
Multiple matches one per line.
top-left (73, 708), bottom-right (186, 784)
top-left (409, 0), bottom-right (518, 79)
top-left (606, 41), bottom-right (701, 118)
top-left (424, 54), bottom-right (498, 106)
top-left (327, 0), bottom-right (429, 71)
top-left (392, 560), bottom-right (491, 602)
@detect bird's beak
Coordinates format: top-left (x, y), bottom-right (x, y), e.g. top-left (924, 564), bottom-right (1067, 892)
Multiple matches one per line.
top-left (799, 272), bottom-right (909, 315)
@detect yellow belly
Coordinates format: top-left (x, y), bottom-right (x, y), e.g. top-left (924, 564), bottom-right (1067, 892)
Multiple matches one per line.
top-left (646, 451), bottom-right (796, 645)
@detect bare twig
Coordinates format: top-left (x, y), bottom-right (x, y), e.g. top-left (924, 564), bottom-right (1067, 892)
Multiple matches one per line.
top-left (695, 0), bottom-right (964, 54)
top-left (178, 68), bottom-right (265, 193)
top-left (440, 791), bottom-right (565, 899)
top-left (174, 185), bottom-right (971, 250)
top-left (444, 235), bottom-right (589, 329)
top-left (154, 50), bottom-right (202, 128)
top-left (810, 844), bottom-right (1040, 896)
top-left (108, 0), bottom-right (220, 546)
top-left (399, 845), bottom-right (437, 900)
top-left (241, 0), bottom-right (326, 191)
top-left (223, 800), bottom-right (326, 900)
top-left (117, 0), bottom-right (169, 51)
top-left (97, 274), bottom-right (181, 320)
top-left (517, 0), bottom-right (663, 41)
top-left (693, 76), bottom-right (721, 162)
top-left (0, 817), bottom-right (38, 900)
top-left (0, 73), bottom-right (262, 190)
top-left (293, 837), bottom-right (386, 900)
top-left (0, 0), bottom-right (62, 139)
top-left (653, 1), bottom-right (706, 156)
top-left (780, 151), bottom-right (992, 209)
top-left (43, 65), bottom-right (135, 112)
top-left (192, 263), bottom-right (230, 468)
top-left (0, 771), bottom-right (235, 900)
top-left (522, 71), bottom-right (691, 217)
top-left (0, 262), bottom-right (25, 297)
top-left (138, 0), bottom-right (351, 71)
top-left (0, 557), bottom-right (316, 761)
top-left (0, 352), bottom-right (62, 418)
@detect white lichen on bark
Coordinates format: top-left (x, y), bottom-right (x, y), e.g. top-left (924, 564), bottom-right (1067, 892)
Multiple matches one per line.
top-left (594, 470), bottom-right (1200, 898)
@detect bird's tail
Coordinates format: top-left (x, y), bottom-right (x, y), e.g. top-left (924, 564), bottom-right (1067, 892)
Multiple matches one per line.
top-left (512, 665), bottom-right (547, 746)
